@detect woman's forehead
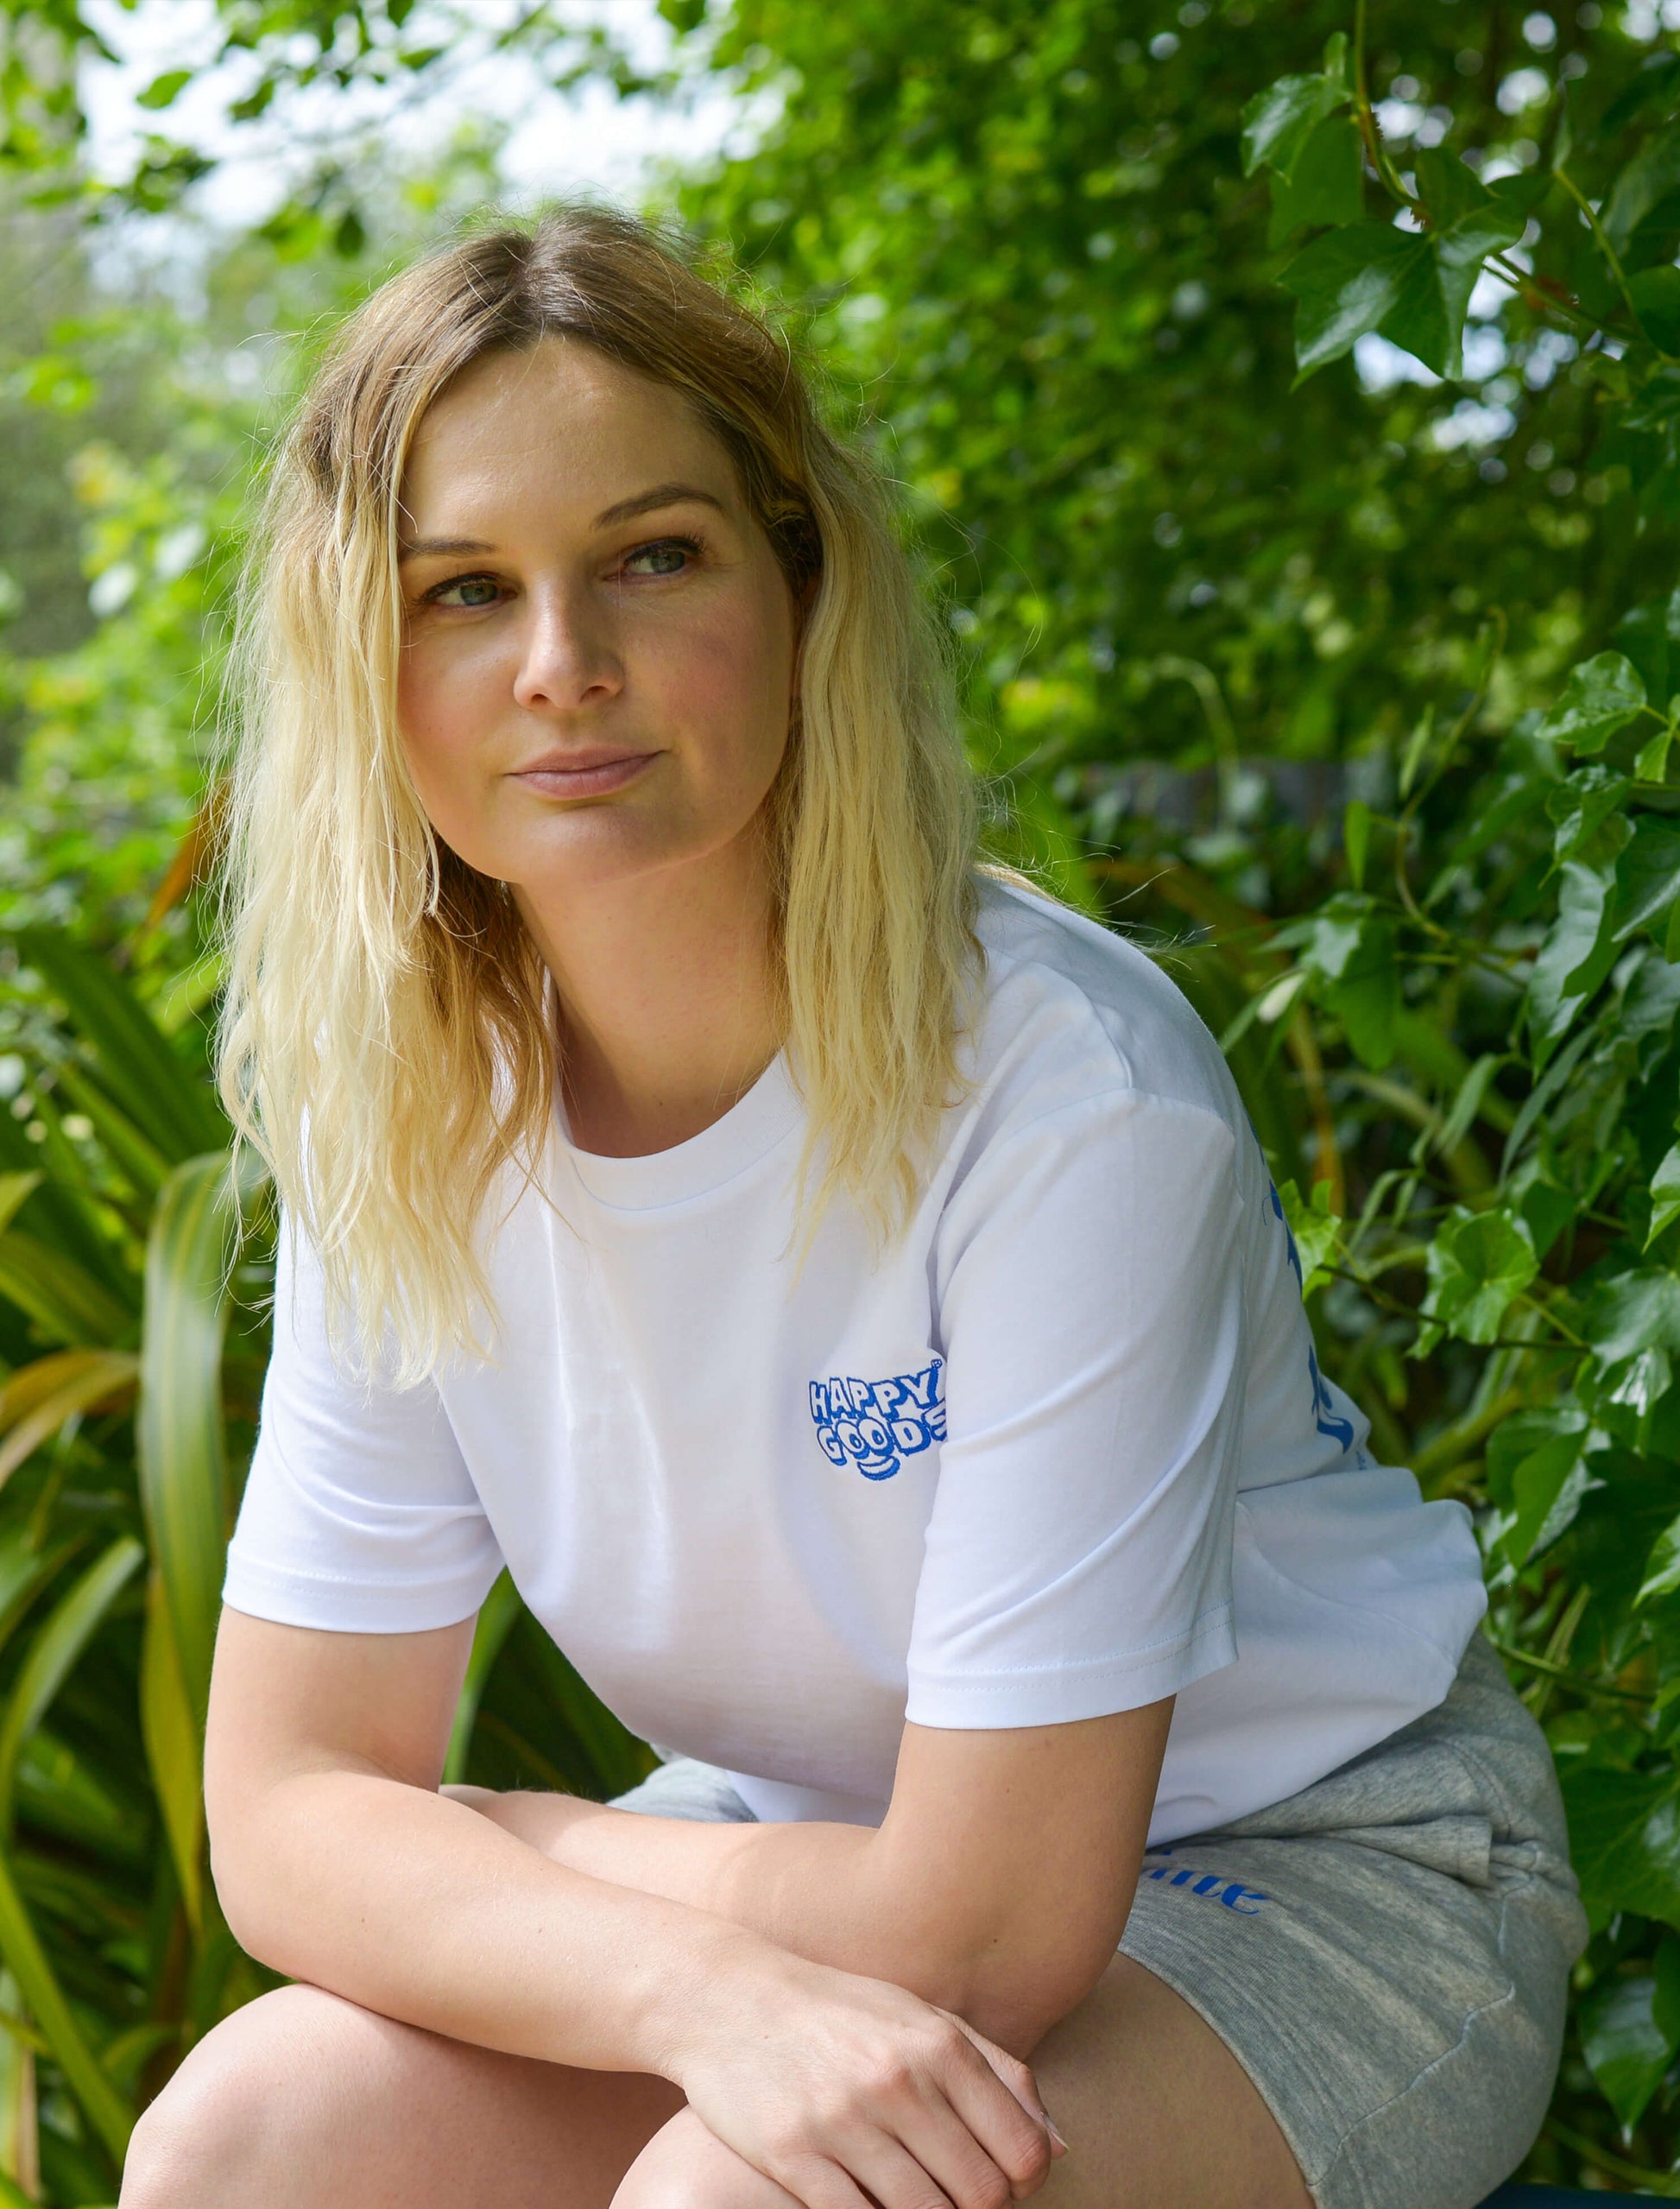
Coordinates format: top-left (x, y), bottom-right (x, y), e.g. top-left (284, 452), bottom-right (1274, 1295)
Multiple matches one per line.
top-left (406, 339), bottom-right (736, 510)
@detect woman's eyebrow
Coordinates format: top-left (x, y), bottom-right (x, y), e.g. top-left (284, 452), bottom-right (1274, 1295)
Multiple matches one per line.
top-left (399, 535), bottom-right (494, 564)
top-left (398, 486), bottom-right (727, 564)
top-left (593, 484), bottom-right (729, 528)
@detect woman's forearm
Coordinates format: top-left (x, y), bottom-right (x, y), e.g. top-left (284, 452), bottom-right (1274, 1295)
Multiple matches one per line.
top-left (212, 1763), bottom-right (774, 2076)
top-left (452, 1788), bottom-right (1049, 2049)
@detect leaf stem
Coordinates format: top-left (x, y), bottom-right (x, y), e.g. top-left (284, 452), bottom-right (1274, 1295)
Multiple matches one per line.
top-left (1545, 2115), bottom-right (1680, 2193)
top-left (1349, 0), bottom-right (1414, 206)
top-left (1490, 1637), bottom-right (1652, 1702)
top-left (1555, 165), bottom-right (1669, 357)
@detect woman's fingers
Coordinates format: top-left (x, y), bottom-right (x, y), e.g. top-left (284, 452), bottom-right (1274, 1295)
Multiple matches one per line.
top-left (937, 2007), bottom-right (1067, 2155)
top-left (934, 2010), bottom-right (1056, 2135)
top-left (922, 2021), bottom-right (1058, 2200)
top-left (763, 2155), bottom-right (885, 2209)
top-left (878, 2088), bottom-right (1027, 2209)
top-left (831, 2130), bottom-right (962, 2209)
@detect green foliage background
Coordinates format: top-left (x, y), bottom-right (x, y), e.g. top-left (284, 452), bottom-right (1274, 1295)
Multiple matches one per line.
top-left (5, 0), bottom-right (1680, 2194)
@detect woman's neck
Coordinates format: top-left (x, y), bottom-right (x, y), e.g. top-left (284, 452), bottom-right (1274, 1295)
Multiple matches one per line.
top-left (515, 839), bottom-right (781, 1160)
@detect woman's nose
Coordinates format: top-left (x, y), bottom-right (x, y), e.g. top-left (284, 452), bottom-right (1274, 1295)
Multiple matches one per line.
top-left (510, 585), bottom-right (624, 713)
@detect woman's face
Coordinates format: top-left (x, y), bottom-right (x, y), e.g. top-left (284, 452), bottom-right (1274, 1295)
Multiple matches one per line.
top-left (395, 339), bottom-right (799, 903)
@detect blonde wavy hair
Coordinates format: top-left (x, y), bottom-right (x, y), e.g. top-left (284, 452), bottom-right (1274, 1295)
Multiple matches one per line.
top-left (218, 203), bottom-right (982, 1382)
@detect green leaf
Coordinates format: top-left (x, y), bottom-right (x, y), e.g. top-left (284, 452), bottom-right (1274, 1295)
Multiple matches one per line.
top-left (228, 74), bottom-right (277, 123)
top-left (1325, 927), bottom-right (1399, 1067)
top-left (1525, 860), bottom-right (1620, 1062)
top-left (1546, 764), bottom-right (1632, 868)
top-left (0, 1834), bottom-right (133, 2159)
top-left (1487, 1406), bottom-right (1591, 1566)
top-left (1537, 652), bottom-right (1649, 754)
top-left (0, 1528), bottom-right (79, 1668)
top-left (0, 1231), bottom-right (135, 1348)
top-left (1280, 165), bottom-right (1525, 383)
top-left (1615, 816), bottom-right (1680, 943)
top-left (1609, 1346), bottom-right (1677, 1427)
top-left (1421, 1206), bottom-right (1538, 1347)
top-left (135, 68), bottom-right (192, 111)
top-left (1604, 121), bottom-right (1680, 252)
top-left (1639, 1510), bottom-right (1680, 1606)
top-left (444, 1570), bottom-right (524, 1786)
top-left (1603, 52), bottom-right (1680, 138)
top-left (1638, 720), bottom-right (1675, 786)
top-left (1561, 1763), bottom-right (1680, 1933)
top-left (1399, 704), bottom-right (1436, 801)
top-left (1275, 1177), bottom-right (1340, 1296)
top-left (1342, 797), bottom-right (1372, 889)
top-left (17, 1728), bottom-right (148, 1865)
top-left (0, 1175), bottom-right (39, 1242)
top-left (1585, 1269), bottom-right (1680, 1364)
top-left (1266, 113), bottom-right (1363, 245)
top-left (1380, 189), bottom-right (1526, 379)
top-left (1633, 266), bottom-right (1680, 358)
top-left (1302, 900), bottom-right (1398, 1067)
top-left (1580, 1972), bottom-right (1677, 2132)
top-left (1279, 221), bottom-right (1421, 377)
top-left (0, 1347), bottom-right (138, 1491)
top-left (1240, 47), bottom-right (1350, 180)
top-left (1656, 1928), bottom-right (1680, 2043)
top-left (1413, 144), bottom-right (1487, 229)
top-left (0, 1538), bottom-right (143, 1841)
top-left (1616, 590), bottom-right (1680, 711)
top-left (1500, 1026), bottom-right (1593, 1176)
top-left (137, 1151), bottom-right (266, 1730)
top-left (1436, 1052), bottom-right (1501, 1162)
top-left (0, 1099), bottom-right (121, 1289)
top-left (51, 1060), bottom-right (172, 1199)
top-left (10, 928), bottom-right (224, 1166)
top-left (141, 1567), bottom-right (202, 1932)
top-left (1651, 1144), bottom-right (1680, 1248)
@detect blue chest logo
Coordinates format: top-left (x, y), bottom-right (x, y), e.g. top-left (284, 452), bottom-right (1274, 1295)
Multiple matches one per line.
top-left (809, 1358), bottom-right (947, 1480)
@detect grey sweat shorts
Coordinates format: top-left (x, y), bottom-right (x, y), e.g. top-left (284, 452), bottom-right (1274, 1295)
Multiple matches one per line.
top-left (607, 1628), bottom-right (1588, 2209)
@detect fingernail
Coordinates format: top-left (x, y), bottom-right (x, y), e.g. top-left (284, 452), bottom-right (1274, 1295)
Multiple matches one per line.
top-left (1045, 2116), bottom-right (1070, 2155)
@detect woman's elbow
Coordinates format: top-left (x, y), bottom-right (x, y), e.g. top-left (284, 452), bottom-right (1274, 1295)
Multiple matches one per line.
top-left (207, 1824), bottom-right (282, 1967)
top-left (949, 1938), bottom-right (1115, 2061)
top-left (205, 1785), bottom-right (314, 1975)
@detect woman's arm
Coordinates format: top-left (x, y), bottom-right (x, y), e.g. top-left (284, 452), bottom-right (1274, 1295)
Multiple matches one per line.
top-left (205, 1605), bottom-right (754, 2074)
top-left (455, 1697), bottom-right (1175, 2060)
top-left (206, 1605), bottom-right (1063, 2209)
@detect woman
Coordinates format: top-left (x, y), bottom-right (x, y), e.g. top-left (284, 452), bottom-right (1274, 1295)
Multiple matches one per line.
top-left (118, 206), bottom-right (1586, 2209)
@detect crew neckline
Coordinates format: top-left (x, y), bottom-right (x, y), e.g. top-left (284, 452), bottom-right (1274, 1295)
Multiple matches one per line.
top-left (553, 1048), bottom-right (804, 1210)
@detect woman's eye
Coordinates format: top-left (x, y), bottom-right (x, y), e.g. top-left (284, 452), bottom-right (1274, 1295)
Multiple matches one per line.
top-left (622, 538), bottom-right (699, 579)
top-left (430, 574), bottom-right (502, 610)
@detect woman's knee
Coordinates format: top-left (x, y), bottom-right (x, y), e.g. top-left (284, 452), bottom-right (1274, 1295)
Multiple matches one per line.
top-left (118, 1984), bottom-right (382, 2208)
top-left (612, 2106), bottom-right (799, 2209)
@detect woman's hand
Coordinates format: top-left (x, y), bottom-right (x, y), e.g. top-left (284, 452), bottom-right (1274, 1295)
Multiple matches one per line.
top-left (657, 1942), bottom-right (1067, 2209)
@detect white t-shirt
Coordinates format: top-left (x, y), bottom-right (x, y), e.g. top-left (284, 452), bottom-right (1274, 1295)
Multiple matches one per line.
top-left (223, 877), bottom-right (1487, 1845)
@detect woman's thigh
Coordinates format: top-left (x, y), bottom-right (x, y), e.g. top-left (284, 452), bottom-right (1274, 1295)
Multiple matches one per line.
top-left (118, 1982), bottom-right (685, 2209)
top-left (1031, 1951), bottom-right (1312, 2209)
top-left (120, 1961), bottom-right (1306, 2209)
top-left (612, 1950), bottom-right (1312, 2209)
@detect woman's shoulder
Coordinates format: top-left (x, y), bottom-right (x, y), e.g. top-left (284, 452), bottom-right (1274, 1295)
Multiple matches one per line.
top-left (968, 871), bottom-right (1242, 1139)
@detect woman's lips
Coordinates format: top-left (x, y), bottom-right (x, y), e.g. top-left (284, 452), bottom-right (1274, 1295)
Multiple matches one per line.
top-left (509, 750), bottom-right (660, 798)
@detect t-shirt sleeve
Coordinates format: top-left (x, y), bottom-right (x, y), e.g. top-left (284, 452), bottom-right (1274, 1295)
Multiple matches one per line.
top-left (906, 1091), bottom-right (1244, 1729)
top-left (221, 1218), bottom-right (505, 1632)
